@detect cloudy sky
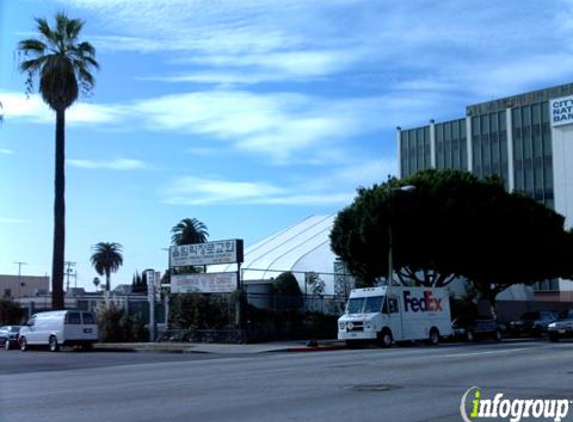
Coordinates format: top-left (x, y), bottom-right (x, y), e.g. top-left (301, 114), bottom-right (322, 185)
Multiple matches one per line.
top-left (1, 0), bottom-right (573, 290)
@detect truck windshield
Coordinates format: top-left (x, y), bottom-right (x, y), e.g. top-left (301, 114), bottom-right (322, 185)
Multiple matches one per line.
top-left (364, 296), bottom-right (384, 313)
top-left (347, 298), bottom-right (365, 314)
top-left (346, 296), bottom-right (385, 314)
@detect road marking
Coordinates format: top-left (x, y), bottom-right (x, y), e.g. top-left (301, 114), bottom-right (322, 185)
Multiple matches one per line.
top-left (443, 348), bottom-right (528, 358)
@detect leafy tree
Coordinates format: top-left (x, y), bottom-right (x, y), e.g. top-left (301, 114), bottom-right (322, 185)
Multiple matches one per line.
top-left (0, 299), bottom-right (25, 325)
top-left (171, 218), bottom-right (208, 245)
top-left (90, 242), bottom-right (123, 292)
top-left (17, 13), bottom-right (99, 310)
top-left (330, 169), bottom-right (573, 316)
top-left (131, 271), bottom-right (148, 294)
top-left (305, 272), bottom-right (325, 296)
top-left (273, 272), bottom-right (303, 311)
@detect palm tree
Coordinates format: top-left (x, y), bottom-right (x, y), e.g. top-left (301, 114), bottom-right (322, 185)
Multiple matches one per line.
top-left (90, 242), bottom-right (123, 292)
top-left (92, 277), bottom-right (100, 290)
top-left (17, 13), bottom-right (99, 310)
top-left (171, 218), bottom-right (209, 245)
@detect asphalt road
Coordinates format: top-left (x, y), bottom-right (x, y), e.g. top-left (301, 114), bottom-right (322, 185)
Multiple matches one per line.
top-left (1, 339), bottom-right (572, 422)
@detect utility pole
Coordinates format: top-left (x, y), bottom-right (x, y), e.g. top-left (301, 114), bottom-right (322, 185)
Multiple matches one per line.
top-left (13, 261), bottom-right (27, 298)
top-left (64, 261), bottom-right (76, 292)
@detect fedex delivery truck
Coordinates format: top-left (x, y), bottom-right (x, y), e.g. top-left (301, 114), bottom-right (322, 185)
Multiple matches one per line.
top-left (338, 286), bottom-right (452, 346)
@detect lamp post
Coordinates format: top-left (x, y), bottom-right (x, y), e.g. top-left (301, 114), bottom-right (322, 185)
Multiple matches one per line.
top-left (387, 185), bottom-right (416, 287)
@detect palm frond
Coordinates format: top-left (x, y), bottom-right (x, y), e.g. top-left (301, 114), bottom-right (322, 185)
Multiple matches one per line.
top-left (17, 38), bottom-right (47, 56)
top-left (34, 17), bottom-right (57, 47)
top-left (65, 15), bottom-right (84, 42)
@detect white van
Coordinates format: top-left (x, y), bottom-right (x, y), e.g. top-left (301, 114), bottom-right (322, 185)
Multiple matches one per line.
top-left (19, 310), bottom-right (99, 352)
top-left (338, 286), bottom-right (452, 347)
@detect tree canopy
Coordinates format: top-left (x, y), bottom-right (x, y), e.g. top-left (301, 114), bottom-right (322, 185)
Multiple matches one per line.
top-left (90, 242), bottom-right (124, 292)
top-left (171, 218), bottom-right (209, 246)
top-left (330, 169), bottom-right (573, 305)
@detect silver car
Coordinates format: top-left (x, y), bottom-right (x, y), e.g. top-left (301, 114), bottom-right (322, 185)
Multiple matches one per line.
top-left (548, 309), bottom-right (573, 342)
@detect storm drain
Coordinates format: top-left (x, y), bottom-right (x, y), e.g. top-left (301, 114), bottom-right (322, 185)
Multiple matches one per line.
top-left (346, 384), bottom-right (401, 392)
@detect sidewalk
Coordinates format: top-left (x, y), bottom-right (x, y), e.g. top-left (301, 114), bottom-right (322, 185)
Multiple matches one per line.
top-left (94, 340), bottom-right (346, 354)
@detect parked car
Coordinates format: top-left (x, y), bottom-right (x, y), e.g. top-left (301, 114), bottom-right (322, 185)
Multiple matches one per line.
top-left (0, 326), bottom-right (22, 350)
top-left (508, 311), bottom-right (559, 337)
top-left (548, 309), bottom-right (573, 342)
top-left (19, 310), bottom-right (98, 352)
top-left (452, 316), bottom-right (502, 342)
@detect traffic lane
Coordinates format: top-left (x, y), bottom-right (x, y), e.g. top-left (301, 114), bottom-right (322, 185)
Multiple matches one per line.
top-left (0, 337), bottom-right (561, 376)
top-left (0, 349), bottom-right (247, 375)
top-left (0, 337), bottom-right (552, 376)
top-left (1, 340), bottom-right (572, 422)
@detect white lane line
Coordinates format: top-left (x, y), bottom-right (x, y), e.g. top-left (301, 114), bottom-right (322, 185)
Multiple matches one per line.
top-left (443, 348), bottom-right (528, 358)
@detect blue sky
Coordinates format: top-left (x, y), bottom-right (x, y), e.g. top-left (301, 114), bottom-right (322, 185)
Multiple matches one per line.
top-left (1, 0), bottom-right (573, 290)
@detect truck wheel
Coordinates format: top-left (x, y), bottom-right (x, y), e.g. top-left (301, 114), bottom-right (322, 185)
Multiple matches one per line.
top-left (549, 333), bottom-right (560, 343)
top-left (378, 329), bottom-right (393, 348)
top-left (19, 337), bottom-right (27, 352)
top-left (49, 336), bottom-right (60, 352)
top-left (428, 328), bottom-right (439, 346)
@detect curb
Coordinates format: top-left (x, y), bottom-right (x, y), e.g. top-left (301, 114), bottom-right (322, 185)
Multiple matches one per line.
top-left (284, 345), bottom-right (347, 353)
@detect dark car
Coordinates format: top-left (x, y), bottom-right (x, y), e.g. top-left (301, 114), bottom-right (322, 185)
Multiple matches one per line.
top-left (0, 326), bottom-right (22, 350)
top-left (452, 316), bottom-right (502, 342)
top-left (508, 311), bottom-right (559, 337)
top-left (548, 309), bottom-right (573, 342)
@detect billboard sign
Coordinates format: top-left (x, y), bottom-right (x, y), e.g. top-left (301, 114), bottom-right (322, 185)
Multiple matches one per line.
top-left (550, 95), bottom-right (573, 127)
top-left (170, 239), bottom-right (244, 267)
top-left (171, 272), bottom-right (237, 294)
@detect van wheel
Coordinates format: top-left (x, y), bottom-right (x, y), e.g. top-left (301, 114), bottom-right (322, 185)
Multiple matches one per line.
top-left (19, 337), bottom-right (27, 352)
top-left (465, 330), bottom-right (475, 342)
top-left (549, 333), bottom-right (560, 342)
top-left (428, 328), bottom-right (439, 346)
top-left (378, 329), bottom-right (393, 348)
top-left (49, 336), bottom-right (60, 352)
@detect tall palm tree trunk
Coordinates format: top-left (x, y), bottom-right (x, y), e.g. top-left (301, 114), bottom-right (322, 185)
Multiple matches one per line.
top-left (105, 271), bottom-right (111, 292)
top-left (51, 108), bottom-right (66, 310)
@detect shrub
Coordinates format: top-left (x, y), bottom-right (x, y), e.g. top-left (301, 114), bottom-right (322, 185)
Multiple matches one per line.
top-left (169, 293), bottom-right (233, 330)
top-left (96, 303), bottom-right (149, 342)
top-left (0, 299), bottom-right (25, 325)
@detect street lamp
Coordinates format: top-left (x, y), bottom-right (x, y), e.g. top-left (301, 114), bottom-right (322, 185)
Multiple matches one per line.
top-left (387, 185), bottom-right (416, 286)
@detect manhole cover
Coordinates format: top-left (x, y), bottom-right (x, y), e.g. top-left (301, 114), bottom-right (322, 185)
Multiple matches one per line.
top-left (347, 384), bottom-right (400, 392)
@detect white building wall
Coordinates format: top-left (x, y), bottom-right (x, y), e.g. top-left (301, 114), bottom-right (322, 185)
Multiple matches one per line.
top-left (551, 122), bottom-right (573, 292)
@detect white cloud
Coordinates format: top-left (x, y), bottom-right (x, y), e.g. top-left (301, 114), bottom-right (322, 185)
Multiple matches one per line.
top-left (67, 158), bottom-right (148, 170)
top-left (165, 176), bottom-right (287, 205)
top-left (0, 149), bottom-right (14, 155)
top-left (0, 217), bottom-right (28, 224)
top-left (162, 157), bottom-right (394, 207)
top-left (0, 92), bottom-right (123, 125)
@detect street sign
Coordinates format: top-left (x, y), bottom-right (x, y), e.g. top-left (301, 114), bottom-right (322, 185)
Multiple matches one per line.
top-left (171, 272), bottom-right (238, 293)
top-left (170, 239), bottom-right (244, 267)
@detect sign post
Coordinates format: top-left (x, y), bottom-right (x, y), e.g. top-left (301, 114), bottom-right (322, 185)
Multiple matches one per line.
top-left (145, 269), bottom-right (157, 341)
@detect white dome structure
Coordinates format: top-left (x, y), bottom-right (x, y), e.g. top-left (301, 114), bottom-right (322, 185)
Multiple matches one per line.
top-left (211, 215), bottom-right (347, 295)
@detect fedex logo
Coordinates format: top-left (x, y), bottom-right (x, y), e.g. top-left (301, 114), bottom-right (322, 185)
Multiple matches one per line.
top-left (403, 290), bottom-right (443, 312)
